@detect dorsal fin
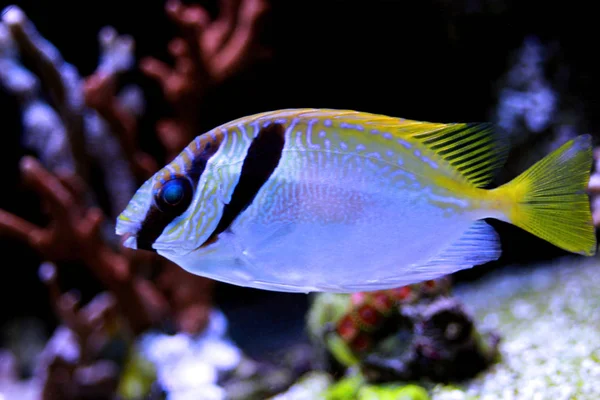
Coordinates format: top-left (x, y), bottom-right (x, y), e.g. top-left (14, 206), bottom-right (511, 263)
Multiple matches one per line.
top-left (408, 122), bottom-right (509, 187)
top-left (290, 109), bottom-right (509, 188)
top-left (238, 108), bottom-right (509, 188)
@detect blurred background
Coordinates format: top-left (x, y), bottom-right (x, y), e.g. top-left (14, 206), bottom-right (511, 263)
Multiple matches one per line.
top-left (0, 1), bottom-right (599, 399)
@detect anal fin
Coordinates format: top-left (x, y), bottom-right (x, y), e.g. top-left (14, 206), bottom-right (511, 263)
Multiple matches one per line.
top-left (341, 220), bottom-right (502, 292)
top-left (413, 219), bottom-right (501, 278)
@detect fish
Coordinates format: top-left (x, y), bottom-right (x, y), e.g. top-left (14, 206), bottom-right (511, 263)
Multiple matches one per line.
top-left (115, 108), bottom-right (597, 293)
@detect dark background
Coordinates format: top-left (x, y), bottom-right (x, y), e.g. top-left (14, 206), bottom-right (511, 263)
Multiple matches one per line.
top-left (0, 0), bottom-right (598, 357)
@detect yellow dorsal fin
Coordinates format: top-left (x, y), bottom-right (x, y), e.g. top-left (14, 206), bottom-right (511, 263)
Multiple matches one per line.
top-left (305, 109), bottom-right (509, 188)
top-left (243, 108), bottom-right (508, 188)
top-left (408, 122), bottom-right (508, 187)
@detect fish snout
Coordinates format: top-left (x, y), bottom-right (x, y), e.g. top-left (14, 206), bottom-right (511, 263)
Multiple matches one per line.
top-left (120, 232), bottom-right (138, 250)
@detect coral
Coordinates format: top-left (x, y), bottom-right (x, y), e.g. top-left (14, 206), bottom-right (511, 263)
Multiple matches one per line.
top-left (495, 36), bottom-right (557, 137)
top-left (308, 277), bottom-right (498, 382)
top-left (360, 297), bottom-right (500, 384)
top-left (0, 350), bottom-right (41, 399)
top-left (297, 257), bottom-right (600, 399)
top-left (307, 278), bottom-right (499, 384)
top-left (587, 147), bottom-right (600, 228)
top-left (140, 0), bottom-right (269, 160)
top-left (0, 5), bottom-right (141, 242)
top-left (333, 279), bottom-right (452, 357)
top-left (0, 157), bottom-right (163, 335)
top-left (36, 262), bottom-right (124, 400)
top-left (0, 5), bottom-right (88, 179)
top-left (130, 309), bottom-right (241, 399)
top-left (83, 27), bottom-right (156, 183)
top-left (0, 20), bottom-right (75, 173)
top-left (492, 36), bottom-right (586, 183)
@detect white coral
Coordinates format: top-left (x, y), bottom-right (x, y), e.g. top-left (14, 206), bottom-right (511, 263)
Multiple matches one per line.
top-left (495, 36), bottom-right (556, 137)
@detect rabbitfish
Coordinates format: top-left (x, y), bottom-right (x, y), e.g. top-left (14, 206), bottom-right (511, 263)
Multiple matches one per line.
top-left (115, 109), bottom-right (597, 293)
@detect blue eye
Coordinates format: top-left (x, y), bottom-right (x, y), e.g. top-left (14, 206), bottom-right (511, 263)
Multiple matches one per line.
top-left (157, 177), bottom-right (193, 212)
top-left (162, 180), bottom-right (184, 205)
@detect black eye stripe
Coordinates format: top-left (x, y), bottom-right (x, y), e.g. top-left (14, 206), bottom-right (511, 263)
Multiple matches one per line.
top-left (136, 206), bottom-right (169, 251)
top-left (135, 134), bottom-right (222, 251)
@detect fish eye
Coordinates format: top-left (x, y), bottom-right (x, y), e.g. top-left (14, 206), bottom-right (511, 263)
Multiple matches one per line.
top-left (156, 177), bottom-right (193, 213)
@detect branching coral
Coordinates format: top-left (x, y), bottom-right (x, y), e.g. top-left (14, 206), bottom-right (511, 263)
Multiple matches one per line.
top-left (492, 36), bottom-right (588, 183)
top-left (495, 36), bottom-right (557, 138)
top-left (140, 0), bottom-right (269, 160)
top-left (0, 6), bottom-right (140, 240)
top-left (0, 5), bottom-right (89, 180)
top-left (36, 262), bottom-right (123, 400)
top-left (83, 26), bottom-right (156, 183)
top-left (0, 156), bottom-right (164, 334)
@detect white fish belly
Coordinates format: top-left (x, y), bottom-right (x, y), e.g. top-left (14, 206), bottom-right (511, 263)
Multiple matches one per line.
top-left (232, 198), bottom-right (472, 291)
top-left (170, 150), bottom-right (478, 292)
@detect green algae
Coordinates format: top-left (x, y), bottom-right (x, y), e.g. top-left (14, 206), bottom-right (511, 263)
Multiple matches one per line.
top-left (270, 370), bottom-right (430, 400)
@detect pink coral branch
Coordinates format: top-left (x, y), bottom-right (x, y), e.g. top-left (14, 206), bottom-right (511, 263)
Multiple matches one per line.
top-left (83, 72), bottom-right (158, 180)
top-left (588, 147), bottom-right (600, 227)
top-left (0, 156), bottom-right (166, 334)
top-left (141, 0), bottom-right (270, 160)
top-left (0, 155), bottom-right (215, 335)
top-left (3, 6), bottom-right (90, 181)
top-left (37, 262), bottom-right (122, 400)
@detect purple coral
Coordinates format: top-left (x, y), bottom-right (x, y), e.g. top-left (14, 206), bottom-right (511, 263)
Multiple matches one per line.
top-left (496, 36), bottom-right (557, 136)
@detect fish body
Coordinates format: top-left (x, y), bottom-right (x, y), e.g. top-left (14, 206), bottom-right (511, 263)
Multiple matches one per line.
top-left (116, 109), bottom-right (596, 293)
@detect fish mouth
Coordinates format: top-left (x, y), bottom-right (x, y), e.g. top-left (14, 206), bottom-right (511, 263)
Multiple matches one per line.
top-left (116, 217), bottom-right (161, 252)
top-left (120, 233), bottom-right (139, 250)
top-left (115, 218), bottom-right (141, 237)
top-left (114, 178), bottom-right (154, 248)
top-left (152, 240), bottom-right (196, 256)
top-left (117, 228), bottom-right (159, 253)
top-left (115, 219), bottom-right (141, 250)
top-left (115, 219), bottom-right (190, 255)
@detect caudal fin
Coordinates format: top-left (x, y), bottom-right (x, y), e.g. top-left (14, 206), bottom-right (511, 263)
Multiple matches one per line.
top-left (497, 134), bottom-right (597, 256)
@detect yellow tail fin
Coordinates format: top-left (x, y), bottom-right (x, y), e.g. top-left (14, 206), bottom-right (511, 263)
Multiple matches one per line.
top-left (496, 134), bottom-right (597, 256)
